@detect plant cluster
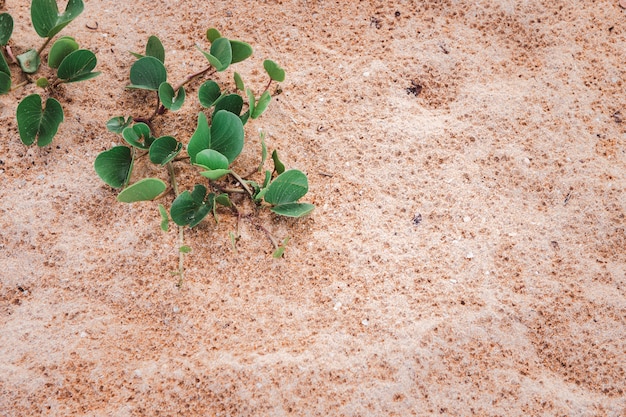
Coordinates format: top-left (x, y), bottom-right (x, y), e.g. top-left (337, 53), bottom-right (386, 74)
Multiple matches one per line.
top-left (1, 0), bottom-right (100, 146)
top-left (93, 30), bottom-right (313, 273)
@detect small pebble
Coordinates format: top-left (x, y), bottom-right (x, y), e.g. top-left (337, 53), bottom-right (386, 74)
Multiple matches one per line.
top-left (463, 216), bottom-right (471, 222)
top-left (333, 302), bottom-right (342, 311)
top-left (361, 319), bottom-right (369, 326)
top-left (466, 252), bottom-right (474, 259)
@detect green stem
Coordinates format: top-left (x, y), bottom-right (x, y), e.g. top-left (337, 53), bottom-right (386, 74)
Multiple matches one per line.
top-left (167, 161), bottom-right (185, 287)
top-left (37, 37), bottom-right (53, 56)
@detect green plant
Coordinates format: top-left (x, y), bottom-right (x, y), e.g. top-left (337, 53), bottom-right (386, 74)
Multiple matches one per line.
top-left (94, 31), bottom-right (314, 282)
top-left (1, 0), bottom-right (100, 146)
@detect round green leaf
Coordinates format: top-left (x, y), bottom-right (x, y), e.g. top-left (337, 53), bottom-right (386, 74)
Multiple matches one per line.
top-left (0, 71), bottom-right (10, 95)
top-left (48, 36), bottom-right (78, 68)
top-left (146, 35), bottom-right (165, 63)
top-left (123, 123), bottom-right (153, 149)
top-left (0, 13), bottom-right (14, 46)
top-left (171, 185), bottom-right (212, 227)
top-left (198, 37), bottom-right (232, 71)
top-left (17, 49), bottom-right (40, 73)
top-left (117, 178), bottom-right (166, 203)
top-left (187, 112), bottom-right (210, 163)
top-left (31, 0), bottom-right (84, 39)
top-left (106, 116), bottom-right (133, 134)
top-left (94, 146), bottom-right (133, 188)
top-left (252, 91), bottom-right (271, 119)
top-left (198, 80), bottom-right (221, 108)
top-left (158, 82), bottom-right (185, 111)
top-left (213, 93), bottom-right (243, 117)
top-left (16, 94), bottom-right (64, 147)
top-left (57, 49), bottom-right (100, 82)
top-left (270, 203), bottom-right (315, 218)
top-left (263, 59), bottom-right (285, 82)
top-left (128, 56), bottom-right (167, 91)
top-left (149, 136), bottom-right (182, 165)
top-left (230, 40), bottom-right (253, 63)
top-left (210, 110), bottom-right (244, 163)
top-left (195, 149), bottom-right (229, 170)
top-left (264, 169), bottom-right (309, 205)
top-left (206, 28), bottom-right (221, 42)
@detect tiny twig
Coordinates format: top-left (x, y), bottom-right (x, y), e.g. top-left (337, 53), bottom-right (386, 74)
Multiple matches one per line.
top-left (5, 45), bottom-right (18, 64)
top-left (229, 170), bottom-right (254, 198)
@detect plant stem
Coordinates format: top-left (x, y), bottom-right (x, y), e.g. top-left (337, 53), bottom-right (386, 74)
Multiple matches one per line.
top-left (37, 37), bottom-right (52, 56)
top-left (167, 161), bottom-right (185, 287)
top-left (175, 65), bottom-right (215, 91)
top-left (229, 170), bottom-right (254, 198)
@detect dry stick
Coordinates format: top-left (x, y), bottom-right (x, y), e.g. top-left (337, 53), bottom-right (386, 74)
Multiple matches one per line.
top-left (167, 161), bottom-right (185, 287)
top-left (229, 170), bottom-right (254, 198)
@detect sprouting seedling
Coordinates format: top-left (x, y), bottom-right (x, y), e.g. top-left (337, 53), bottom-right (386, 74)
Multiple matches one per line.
top-left (94, 31), bottom-right (313, 281)
top-left (1, 0), bottom-right (100, 146)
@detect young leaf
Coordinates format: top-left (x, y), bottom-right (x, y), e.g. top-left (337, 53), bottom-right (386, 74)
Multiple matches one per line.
top-left (197, 37), bottom-right (232, 71)
top-left (258, 131), bottom-right (267, 172)
top-left (206, 28), bottom-right (221, 42)
top-left (48, 36), bottom-right (78, 68)
top-left (263, 59), bottom-right (285, 82)
top-left (31, 0), bottom-right (84, 39)
top-left (94, 146), bottom-right (133, 188)
top-left (179, 245), bottom-right (192, 253)
top-left (264, 169), bottom-right (309, 205)
top-left (187, 112), bottom-right (210, 163)
top-left (171, 184), bottom-right (213, 227)
top-left (213, 94), bottom-right (243, 117)
top-left (106, 116), bottom-right (133, 134)
top-left (271, 150), bottom-right (285, 175)
top-left (272, 237), bottom-right (290, 258)
top-left (17, 49), bottom-right (40, 73)
top-left (16, 94), bottom-right (64, 147)
top-left (158, 204), bottom-right (169, 231)
top-left (128, 56), bottom-right (167, 91)
top-left (230, 40), bottom-right (253, 63)
top-left (198, 80), bottom-right (221, 108)
top-left (0, 13), bottom-right (14, 45)
top-left (57, 49), bottom-right (100, 82)
top-left (210, 110), bottom-right (244, 163)
top-left (195, 149), bottom-right (229, 170)
top-left (270, 203), bottom-right (315, 218)
top-left (234, 72), bottom-right (244, 91)
top-left (145, 35), bottom-right (165, 63)
top-left (149, 136), bottom-right (182, 165)
top-left (123, 123), bottom-right (153, 149)
top-left (36, 77), bottom-right (49, 87)
top-left (262, 170), bottom-right (272, 188)
top-left (252, 91), bottom-right (271, 119)
top-left (199, 169), bottom-right (231, 181)
top-left (215, 194), bottom-right (231, 207)
top-left (158, 82), bottom-right (185, 111)
top-left (117, 178), bottom-right (167, 203)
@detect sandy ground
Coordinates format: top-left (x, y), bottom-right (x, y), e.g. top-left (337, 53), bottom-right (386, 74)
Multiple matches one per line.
top-left (1, 0), bottom-right (625, 415)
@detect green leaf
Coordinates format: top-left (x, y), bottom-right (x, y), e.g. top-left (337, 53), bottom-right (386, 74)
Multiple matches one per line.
top-left (252, 91), bottom-right (271, 119)
top-left (31, 0), bottom-right (84, 39)
top-left (213, 93), bottom-right (243, 117)
top-left (272, 149), bottom-right (285, 174)
top-left (272, 237), bottom-right (290, 258)
top-left (17, 49), bottom-right (40, 73)
top-left (234, 72), bottom-right (244, 91)
top-left (197, 37), bottom-right (232, 71)
top-left (117, 178), bottom-right (166, 203)
top-left (0, 71), bottom-right (10, 94)
top-left (36, 77), bottom-right (49, 87)
top-left (145, 35), bottom-right (165, 63)
top-left (198, 80), bottom-right (221, 108)
top-left (149, 135), bottom-right (182, 165)
top-left (206, 28), bottom-right (221, 42)
top-left (48, 36), bottom-right (78, 68)
top-left (230, 40), bottom-right (253, 63)
top-left (270, 203), bottom-right (315, 218)
top-left (158, 82), bottom-right (185, 111)
top-left (57, 49), bottom-right (100, 82)
top-left (210, 110), bottom-right (244, 163)
top-left (123, 122), bottom-right (153, 149)
top-left (0, 13), bottom-right (14, 46)
top-left (263, 59), bottom-right (285, 82)
top-left (246, 88), bottom-right (255, 119)
top-left (171, 184), bottom-right (213, 227)
top-left (179, 245), bottom-right (192, 254)
top-left (199, 169), bottom-right (231, 180)
top-left (16, 94), bottom-right (64, 147)
top-left (215, 193), bottom-right (231, 207)
top-left (158, 204), bottom-right (169, 231)
top-left (0, 49), bottom-right (10, 76)
top-left (94, 146), bottom-right (133, 188)
top-left (195, 149), bottom-right (229, 170)
top-left (264, 169), bottom-right (309, 205)
top-left (106, 116), bottom-right (133, 134)
top-left (128, 56), bottom-right (167, 90)
top-left (187, 112), bottom-right (210, 163)
top-left (262, 170), bottom-right (272, 188)
top-left (258, 131), bottom-right (267, 172)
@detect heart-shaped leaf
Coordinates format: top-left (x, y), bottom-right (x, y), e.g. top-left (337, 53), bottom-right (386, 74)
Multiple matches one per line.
top-left (149, 135), bottom-right (182, 165)
top-left (0, 13), bottom-right (14, 45)
top-left (252, 91), bottom-right (271, 119)
top-left (158, 82), bottom-right (185, 111)
top-left (187, 112), bottom-right (210, 163)
top-left (106, 116), bottom-right (133, 134)
top-left (210, 110), bottom-right (244, 163)
top-left (198, 80), bottom-right (221, 108)
top-left (57, 49), bottom-right (100, 82)
top-left (128, 56), bottom-right (167, 91)
top-left (263, 59), bottom-right (285, 82)
top-left (17, 49), bottom-right (40, 73)
top-left (213, 93), bottom-right (243, 117)
top-left (171, 184), bottom-right (213, 227)
top-left (146, 35), bottom-right (165, 63)
top-left (230, 40), bottom-right (253, 63)
top-left (31, 0), bottom-right (84, 39)
top-left (197, 37), bottom-right (232, 71)
top-left (123, 123), bottom-right (153, 149)
top-left (16, 94), bottom-right (64, 147)
top-left (270, 203), bottom-right (315, 218)
top-left (117, 178), bottom-right (166, 203)
top-left (206, 28), bottom-right (221, 42)
top-left (94, 146), bottom-right (133, 188)
top-left (48, 36), bottom-right (78, 68)
top-left (195, 149), bottom-right (229, 170)
top-left (264, 169), bottom-right (309, 205)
